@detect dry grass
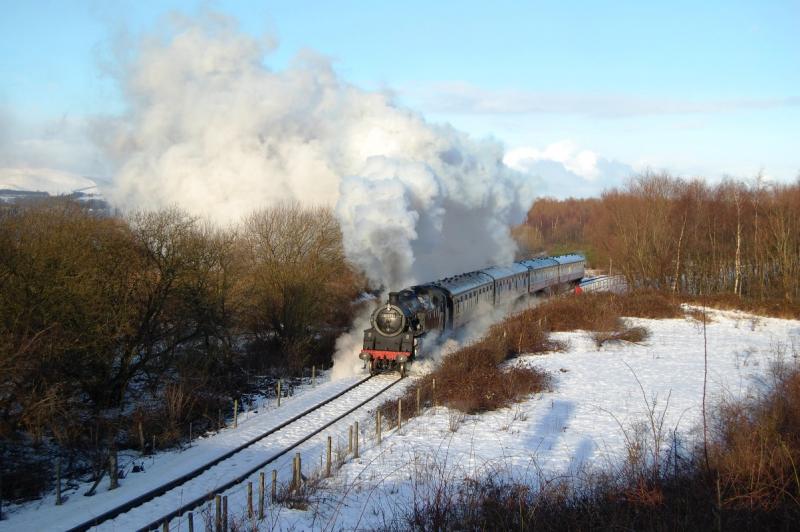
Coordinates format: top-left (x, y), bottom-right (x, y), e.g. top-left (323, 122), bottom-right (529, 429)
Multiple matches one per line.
top-left (275, 475), bottom-right (325, 511)
top-left (684, 307), bottom-right (714, 324)
top-left (709, 365), bottom-right (800, 512)
top-left (592, 326), bottom-right (650, 348)
top-left (682, 293), bottom-right (800, 320)
top-left (527, 290), bottom-right (681, 333)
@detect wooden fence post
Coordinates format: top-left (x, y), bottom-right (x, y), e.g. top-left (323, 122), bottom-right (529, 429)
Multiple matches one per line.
top-left (247, 481), bottom-right (253, 518)
top-left (277, 380), bottom-right (282, 407)
top-left (222, 495), bottom-right (228, 532)
top-left (353, 421), bottom-right (358, 458)
top-left (187, 512), bottom-right (194, 532)
top-left (293, 452), bottom-right (302, 489)
top-left (109, 450), bottom-right (118, 490)
top-left (377, 411), bottom-right (382, 444)
top-left (432, 378), bottom-right (436, 407)
top-left (233, 400), bottom-right (238, 429)
top-left (416, 387), bottom-right (421, 415)
top-left (312, 365), bottom-right (316, 387)
top-left (292, 455), bottom-right (297, 489)
top-left (398, 399), bottom-right (402, 429)
top-left (326, 436), bottom-right (332, 477)
top-left (259, 472), bottom-right (265, 519)
top-left (348, 425), bottom-right (353, 454)
top-left (215, 495), bottom-right (222, 532)
top-left (271, 470), bottom-right (277, 502)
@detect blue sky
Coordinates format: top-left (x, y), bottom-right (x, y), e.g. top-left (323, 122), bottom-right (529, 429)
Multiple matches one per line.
top-left (1, 0), bottom-right (798, 194)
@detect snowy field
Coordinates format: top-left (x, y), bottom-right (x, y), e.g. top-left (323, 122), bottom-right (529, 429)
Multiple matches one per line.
top-left (275, 307), bottom-right (799, 531)
top-left (3, 307), bottom-right (798, 531)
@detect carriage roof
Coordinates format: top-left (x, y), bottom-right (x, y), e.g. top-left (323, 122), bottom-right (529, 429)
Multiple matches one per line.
top-left (480, 263), bottom-right (529, 280)
top-left (429, 270), bottom-right (493, 297)
top-left (518, 257), bottom-right (559, 270)
top-left (552, 254), bottom-right (586, 265)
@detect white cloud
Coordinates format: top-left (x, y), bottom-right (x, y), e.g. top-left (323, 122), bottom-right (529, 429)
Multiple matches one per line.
top-left (505, 141), bottom-right (600, 180)
top-left (504, 141), bottom-right (634, 198)
top-left (407, 81), bottom-right (800, 118)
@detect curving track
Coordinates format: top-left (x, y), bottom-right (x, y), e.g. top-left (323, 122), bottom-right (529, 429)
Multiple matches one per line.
top-left (66, 373), bottom-right (401, 531)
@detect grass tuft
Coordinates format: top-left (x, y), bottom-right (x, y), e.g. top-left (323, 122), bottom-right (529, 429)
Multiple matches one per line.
top-left (592, 326), bottom-right (650, 348)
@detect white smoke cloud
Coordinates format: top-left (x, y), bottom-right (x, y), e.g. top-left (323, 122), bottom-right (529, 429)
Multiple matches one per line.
top-left (101, 13), bottom-right (537, 377)
top-left (104, 13), bottom-right (533, 285)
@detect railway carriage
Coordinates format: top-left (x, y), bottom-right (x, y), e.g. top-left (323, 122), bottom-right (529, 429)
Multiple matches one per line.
top-left (481, 263), bottom-right (530, 305)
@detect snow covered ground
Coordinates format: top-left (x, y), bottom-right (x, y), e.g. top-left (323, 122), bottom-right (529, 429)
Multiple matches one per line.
top-left (0, 168), bottom-right (98, 196)
top-left (272, 307), bottom-right (799, 531)
top-left (3, 307), bottom-right (798, 531)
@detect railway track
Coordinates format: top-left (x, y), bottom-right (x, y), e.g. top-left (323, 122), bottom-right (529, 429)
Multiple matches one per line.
top-left (67, 373), bottom-right (402, 531)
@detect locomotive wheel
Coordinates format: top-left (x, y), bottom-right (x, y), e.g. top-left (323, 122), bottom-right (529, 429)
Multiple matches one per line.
top-left (369, 359), bottom-right (378, 375)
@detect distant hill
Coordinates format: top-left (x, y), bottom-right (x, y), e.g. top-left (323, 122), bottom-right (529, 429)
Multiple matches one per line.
top-left (0, 168), bottom-right (110, 214)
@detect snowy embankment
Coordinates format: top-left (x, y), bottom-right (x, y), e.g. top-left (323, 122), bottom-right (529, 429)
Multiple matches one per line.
top-left (275, 307), bottom-right (798, 530)
top-left (0, 374), bottom-right (413, 531)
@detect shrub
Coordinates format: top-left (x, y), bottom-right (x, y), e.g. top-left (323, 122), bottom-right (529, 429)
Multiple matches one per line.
top-left (709, 365), bottom-right (800, 512)
top-left (683, 293), bottom-right (800, 320)
top-left (524, 290), bottom-right (681, 334)
top-left (592, 326), bottom-right (650, 348)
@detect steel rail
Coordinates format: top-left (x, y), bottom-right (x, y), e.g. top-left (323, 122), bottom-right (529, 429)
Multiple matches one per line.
top-left (67, 374), bottom-right (376, 532)
top-left (136, 376), bottom-right (402, 531)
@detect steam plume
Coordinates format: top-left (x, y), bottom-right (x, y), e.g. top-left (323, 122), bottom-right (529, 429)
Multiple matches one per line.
top-left (102, 14), bottom-right (536, 376)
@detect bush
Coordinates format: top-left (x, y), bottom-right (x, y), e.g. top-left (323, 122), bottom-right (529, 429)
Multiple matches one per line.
top-left (0, 200), bottom-right (364, 503)
top-left (709, 365), bottom-right (800, 512)
top-left (524, 290), bottom-right (681, 334)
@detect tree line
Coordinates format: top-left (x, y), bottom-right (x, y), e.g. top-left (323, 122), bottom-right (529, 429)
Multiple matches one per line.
top-left (518, 172), bottom-right (800, 302)
top-left (0, 199), bottom-right (364, 498)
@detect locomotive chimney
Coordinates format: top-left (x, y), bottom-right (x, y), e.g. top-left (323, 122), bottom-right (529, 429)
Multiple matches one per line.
top-left (388, 292), bottom-right (399, 305)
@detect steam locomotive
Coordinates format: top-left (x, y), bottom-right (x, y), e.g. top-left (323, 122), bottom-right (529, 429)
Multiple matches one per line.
top-left (359, 254), bottom-right (586, 376)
